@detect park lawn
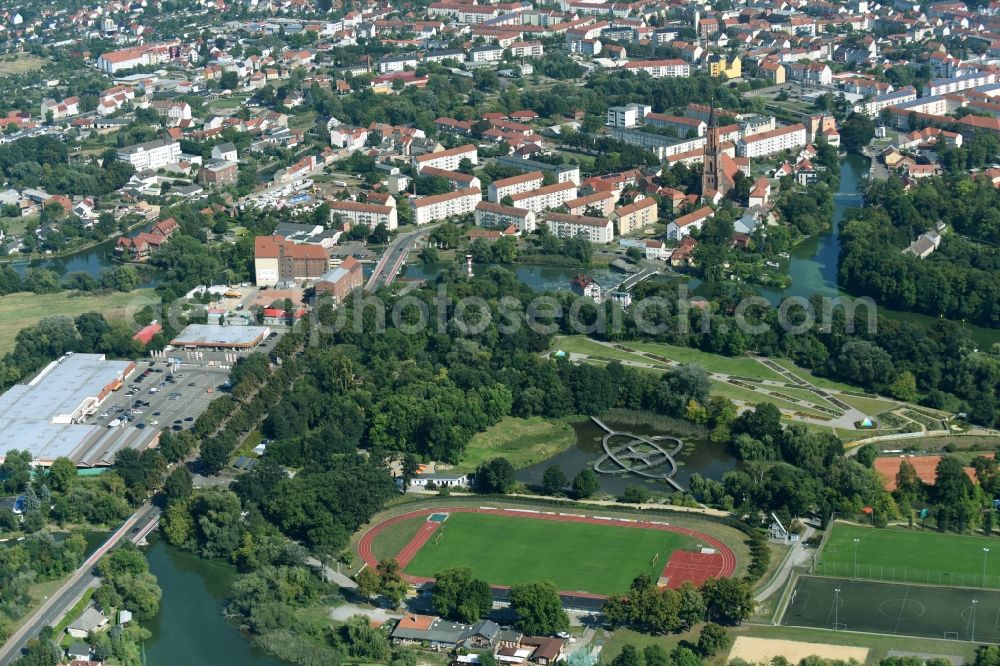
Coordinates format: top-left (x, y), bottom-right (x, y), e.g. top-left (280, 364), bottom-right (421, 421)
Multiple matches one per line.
top-left (621, 341), bottom-right (786, 382)
top-left (736, 624), bottom-right (979, 664)
top-left (819, 522), bottom-right (1000, 587)
top-left (600, 626), bottom-right (703, 665)
top-left (209, 95), bottom-right (249, 110)
top-left (456, 416), bottom-right (576, 472)
top-left (770, 387), bottom-right (842, 413)
top-left (771, 359), bottom-right (860, 393)
top-left (403, 512), bottom-right (696, 596)
top-left (0, 288), bottom-right (157, 355)
top-left (837, 394), bottom-right (902, 416)
top-left (0, 53), bottom-right (48, 76)
top-left (708, 380), bottom-right (827, 418)
top-left (9, 577), bottom-right (66, 633)
top-left (553, 336), bottom-right (670, 367)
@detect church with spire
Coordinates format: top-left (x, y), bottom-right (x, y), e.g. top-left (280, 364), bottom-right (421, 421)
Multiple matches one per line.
top-left (700, 102), bottom-right (743, 203)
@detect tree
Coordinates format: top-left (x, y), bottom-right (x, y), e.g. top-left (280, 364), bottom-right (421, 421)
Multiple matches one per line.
top-left (612, 644), bottom-right (643, 666)
top-left (432, 567), bottom-right (492, 622)
top-left (508, 581), bottom-right (569, 635)
top-left (475, 457), bottom-right (516, 494)
top-left (376, 559), bottom-right (409, 606)
top-left (48, 457), bottom-right (76, 492)
top-left (401, 454), bottom-right (420, 490)
top-left (356, 566), bottom-right (381, 599)
top-left (889, 371), bottom-right (918, 402)
top-left (701, 577), bottom-right (754, 625)
top-left (542, 465), bottom-right (567, 495)
top-left (164, 467), bottom-right (193, 505)
top-left (620, 486), bottom-right (651, 504)
top-left (676, 582), bottom-right (706, 630)
top-left (572, 468), bottom-right (600, 499)
top-left (697, 623), bottom-right (730, 656)
top-left (855, 444), bottom-right (877, 468)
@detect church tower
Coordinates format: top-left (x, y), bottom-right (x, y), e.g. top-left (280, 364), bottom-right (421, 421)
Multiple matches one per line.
top-left (702, 103), bottom-right (724, 198)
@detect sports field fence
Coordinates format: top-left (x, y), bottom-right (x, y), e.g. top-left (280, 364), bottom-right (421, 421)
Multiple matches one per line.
top-left (812, 559), bottom-right (1000, 589)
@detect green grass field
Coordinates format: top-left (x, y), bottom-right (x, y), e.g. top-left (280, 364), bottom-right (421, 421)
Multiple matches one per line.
top-left (0, 288), bottom-right (156, 355)
top-left (818, 523), bottom-right (1000, 587)
top-left (403, 512), bottom-right (695, 596)
top-left (457, 416), bottom-right (576, 472)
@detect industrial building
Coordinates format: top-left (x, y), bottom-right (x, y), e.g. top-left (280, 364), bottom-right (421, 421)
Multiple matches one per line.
top-left (0, 353), bottom-right (158, 467)
top-left (170, 324), bottom-right (271, 350)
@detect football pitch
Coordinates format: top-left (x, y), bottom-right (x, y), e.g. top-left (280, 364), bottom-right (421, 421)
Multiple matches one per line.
top-left (817, 523), bottom-right (1000, 588)
top-left (783, 576), bottom-right (1000, 642)
top-left (402, 512), bottom-right (695, 596)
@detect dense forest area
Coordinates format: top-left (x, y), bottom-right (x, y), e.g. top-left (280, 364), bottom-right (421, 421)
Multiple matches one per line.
top-left (839, 175), bottom-right (1000, 328)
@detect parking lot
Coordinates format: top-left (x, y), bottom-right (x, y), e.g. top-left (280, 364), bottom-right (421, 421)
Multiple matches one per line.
top-left (85, 361), bottom-right (233, 435)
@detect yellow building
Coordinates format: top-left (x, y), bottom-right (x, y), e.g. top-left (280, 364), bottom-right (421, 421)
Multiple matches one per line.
top-left (708, 54), bottom-right (742, 79)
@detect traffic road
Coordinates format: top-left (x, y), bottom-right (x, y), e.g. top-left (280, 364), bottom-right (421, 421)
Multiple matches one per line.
top-left (0, 504), bottom-right (161, 666)
top-left (365, 224), bottom-right (440, 292)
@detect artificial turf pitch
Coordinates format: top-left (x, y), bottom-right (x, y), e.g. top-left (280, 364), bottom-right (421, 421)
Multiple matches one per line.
top-left (818, 523), bottom-right (1000, 588)
top-left (783, 576), bottom-right (1000, 642)
top-left (402, 512), bottom-right (695, 596)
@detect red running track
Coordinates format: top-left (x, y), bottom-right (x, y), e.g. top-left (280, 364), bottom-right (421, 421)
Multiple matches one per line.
top-left (356, 507), bottom-right (737, 598)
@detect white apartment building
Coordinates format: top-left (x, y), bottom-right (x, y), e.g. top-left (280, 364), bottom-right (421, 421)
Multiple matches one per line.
top-left (474, 201), bottom-right (537, 234)
top-left (509, 41), bottom-right (544, 57)
top-left (329, 199), bottom-right (399, 231)
top-left (607, 103), bottom-right (651, 128)
top-left (413, 144), bottom-right (478, 172)
top-left (151, 100), bottom-right (192, 125)
top-left (613, 198), bottom-right (657, 236)
top-left (543, 212), bottom-right (614, 244)
top-left (116, 139), bottom-right (181, 171)
top-left (923, 72), bottom-right (997, 97)
top-left (412, 188), bottom-right (481, 225)
top-left (853, 86), bottom-right (917, 118)
top-left (644, 113), bottom-right (706, 137)
top-left (96, 41), bottom-right (179, 74)
top-left (621, 59), bottom-right (690, 78)
top-left (737, 123), bottom-right (807, 158)
top-left (488, 171), bottom-right (544, 202)
top-left (666, 206), bottom-right (713, 241)
top-left (509, 182), bottom-right (577, 213)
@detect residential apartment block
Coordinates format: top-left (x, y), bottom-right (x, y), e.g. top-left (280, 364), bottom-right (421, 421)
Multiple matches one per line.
top-left (736, 123), bottom-right (807, 158)
top-left (508, 182), bottom-right (577, 213)
top-left (412, 188), bottom-right (482, 225)
top-left (329, 199), bottom-right (399, 231)
top-left (666, 206), bottom-right (713, 241)
top-left (488, 171), bottom-right (544, 202)
top-left (474, 201), bottom-right (536, 234)
top-left (621, 59), bottom-right (690, 78)
top-left (542, 212), bottom-right (614, 243)
top-left (413, 144), bottom-right (478, 172)
top-left (612, 198), bottom-right (657, 236)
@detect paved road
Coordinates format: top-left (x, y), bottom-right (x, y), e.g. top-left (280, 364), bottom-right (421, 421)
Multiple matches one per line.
top-left (754, 525), bottom-right (816, 605)
top-left (0, 504), bottom-right (161, 666)
top-left (365, 224), bottom-right (440, 293)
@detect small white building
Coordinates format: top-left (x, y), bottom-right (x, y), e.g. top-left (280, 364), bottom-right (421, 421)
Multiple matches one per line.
top-left (409, 472), bottom-right (469, 488)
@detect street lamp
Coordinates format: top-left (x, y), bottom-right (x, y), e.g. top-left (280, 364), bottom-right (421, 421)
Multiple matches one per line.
top-left (984, 548), bottom-right (991, 589)
top-left (834, 588), bottom-right (841, 630)
top-left (853, 538), bottom-right (860, 578)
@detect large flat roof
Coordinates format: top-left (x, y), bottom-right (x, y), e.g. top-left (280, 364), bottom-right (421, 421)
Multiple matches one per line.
top-left (0, 353), bottom-right (133, 423)
top-left (171, 324), bottom-right (270, 348)
top-left (0, 353), bottom-right (158, 466)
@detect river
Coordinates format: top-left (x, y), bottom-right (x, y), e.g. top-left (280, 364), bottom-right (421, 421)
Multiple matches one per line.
top-left (143, 538), bottom-right (285, 666)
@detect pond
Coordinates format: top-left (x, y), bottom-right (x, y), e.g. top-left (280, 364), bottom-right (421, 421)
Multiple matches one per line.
top-left (6, 236), bottom-right (164, 288)
top-left (143, 537), bottom-right (287, 666)
top-left (515, 417), bottom-right (739, 497)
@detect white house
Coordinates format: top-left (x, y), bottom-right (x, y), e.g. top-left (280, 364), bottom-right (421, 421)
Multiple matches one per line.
top-left (116, 139), bottom-right (181, 171)
top-left (666, 206), bottom-right (713, 241)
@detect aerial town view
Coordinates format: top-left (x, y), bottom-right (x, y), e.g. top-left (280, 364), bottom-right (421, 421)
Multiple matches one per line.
top-left (0, 0), bottom-right (999, 665)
